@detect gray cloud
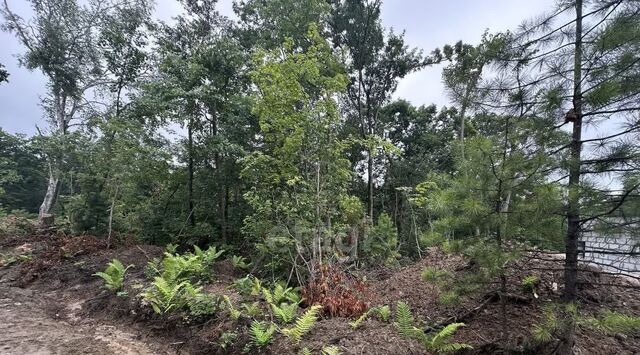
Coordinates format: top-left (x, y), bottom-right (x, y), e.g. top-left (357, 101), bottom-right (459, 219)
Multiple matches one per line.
top-left (0, 0), bottom-right (554, 136)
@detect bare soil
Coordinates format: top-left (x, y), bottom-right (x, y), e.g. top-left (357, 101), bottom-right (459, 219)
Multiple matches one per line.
top-left (1, 231), bottom-right (639, 355)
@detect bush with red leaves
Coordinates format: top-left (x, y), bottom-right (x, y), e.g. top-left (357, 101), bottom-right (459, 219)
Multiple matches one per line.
top-left (301, 263), bottom-right (370, 318)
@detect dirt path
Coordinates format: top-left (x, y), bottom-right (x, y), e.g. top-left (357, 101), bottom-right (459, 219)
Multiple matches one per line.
top-left (0, 286), bottom-right (168, 355)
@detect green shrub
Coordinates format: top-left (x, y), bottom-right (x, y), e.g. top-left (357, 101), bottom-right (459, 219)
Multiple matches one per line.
top-left (94, 259), bottom-right (132, 292)
top-left (421, 267), bottom-right (450, 285)
top-left (361, 213), bottom-right (401, 266)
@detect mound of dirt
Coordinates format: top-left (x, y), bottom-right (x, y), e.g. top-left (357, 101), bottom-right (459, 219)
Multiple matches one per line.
top-left (2, 232), bottom-right (639, 355)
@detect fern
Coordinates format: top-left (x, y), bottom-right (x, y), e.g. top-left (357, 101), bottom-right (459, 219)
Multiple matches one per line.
top-left (281, 305), bottom-right (322, 343)
top-left (395, 302), bottom-right (471, 353)
top-left (425, 323), bottom-right (472, 353)
top-left (321, 345), bottom-right (342, 355)
top-left (194, 245), bottom-right (225, 266)
top-left (272, 302), bottom-right (299, 324)
top-left (242, 302), bottom-right (262, 317)
top-left (349, 308), bottom-right (371, 329)
top-left (299, 348), bottom-right (312, 355)
top-left (160, 252), bottom-right (203, 283)
top-left (231, 255), bottom-right (250, 269)
top-left (250, 321), bottom-right (277, 347)
top-left (223, 295), bottom-right (242, 320)
top-left (395, 301), bottom-right (423, 339)
top-left (142, 276), bottom-right (201, 314)
top-left (263, 283), bottom-right (300, 305)
top-left (376, 305), bottom-right (391, 322)
top-left (93, 259), bottom-right (132, 292)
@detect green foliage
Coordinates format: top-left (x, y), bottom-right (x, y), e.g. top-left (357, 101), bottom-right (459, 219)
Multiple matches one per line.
top-left (218, 331), bottom-right (237, 350)
top-left (348, 304), bottom-right (390, 329)
top-left (522, 275), bottom-right (540, 297)
top-left (222, 295), bottom-right (242, 320)
top-left (375, 305), bottom-right (392, 323)
top-left (0, 130), bottom-right (46, 213)
top-left (321, 345), bottom-right (342, 355)
top-left (438, 291), bottom-right (460, 306)
top-left (193, 245), bottom-right (225, 267)
top-left (362, 213), bottom-right (401, 266)
top-left (531, 304), bottom-right (579, 343)
top-left (271, 302), bottom-right (299, 324)
top-left (582, 311), bottom-right (640, 335)
top-left (299, 347), bottom-right (312, 355)
top-left (262, 283), bottom-right (301, 305)
top-left (281, 305), bottom-right (322, 344)
top-left (231, 255), bottom-right (250, 269)
top-left (242, 24), bottom-right (353, 277)
top-left (421, 267), bottom-right (450, 285)
top-left (349, 308), bottom-right (372, 329)
top-left (187, 293), bottom-right (219, 319)
top-left (250, 321), bottom-right (277, 347)
top-left (395, 301), bottom-right (424, 339)
top-left (93, 259), bottom-right (132, 292)
top-left (395, 301), bottom-right (471, 353)
top-left (233, 276), bottom-right (263, 297)
top-left (141, 277), bottom-right (201, 315)
top-left (242, 302), bottom-right (262, 317)
top-left (425, 323), bottom-right (472, 353)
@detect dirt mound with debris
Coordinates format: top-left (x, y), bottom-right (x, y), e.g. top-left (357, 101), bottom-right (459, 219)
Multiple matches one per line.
top-left (1, 232), bottom-right (640, 355)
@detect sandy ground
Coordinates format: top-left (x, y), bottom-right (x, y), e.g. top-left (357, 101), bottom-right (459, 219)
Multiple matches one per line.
top-left (0, 286), bottom-right (164, 355)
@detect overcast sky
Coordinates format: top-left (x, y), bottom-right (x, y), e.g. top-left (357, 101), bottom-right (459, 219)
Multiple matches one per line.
top-left (0, 0), bottom-right (555, 136)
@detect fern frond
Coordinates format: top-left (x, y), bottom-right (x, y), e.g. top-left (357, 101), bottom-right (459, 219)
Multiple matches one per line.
top-left (349, 309), bottom-right (371, 329)
top-left (395, 301), bottom-right (424, 339)
top-left (93, 259), bottom-right (132, 292)
top-left (424, 323), bottom-right (472, 353)
top-left (242, 302), bottom-right (262, 317)
top-left (430, 323), bottom-right (464, 344)
top-left (272, 302), bottom-right (299, 323)
top-left (281, 305), bottom-right (322, 343)
top-left (321, 345), bottom-right (342, 355)
top-left (250, 321), bottom-right (276, 347)
top-left (376, 305), bottom-right (391, 322)
top-left (299, 348), bottom-right (312, 355)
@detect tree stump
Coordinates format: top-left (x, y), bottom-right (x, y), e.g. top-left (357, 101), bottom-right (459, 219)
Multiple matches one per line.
top-left (38, 213), bottom-right (55, 229)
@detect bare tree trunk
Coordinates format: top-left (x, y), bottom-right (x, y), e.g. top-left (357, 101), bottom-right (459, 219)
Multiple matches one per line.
top-left (187, 117), bottom-right (195, 227)
top-left (367, 148), bottom-right (374, 218)
top-left (38, 163), bottom-right (59, 225)
top-left (107, 184), bottom-right (119, 249)
top-left (559, 2), bottom-right (583, 353)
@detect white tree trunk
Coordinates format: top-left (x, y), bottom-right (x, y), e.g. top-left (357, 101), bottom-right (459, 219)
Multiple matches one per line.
top-left (38, 163), bottom-right (59, 225)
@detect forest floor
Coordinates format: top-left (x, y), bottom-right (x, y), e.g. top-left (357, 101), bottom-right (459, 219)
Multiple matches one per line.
top-left (1, 223), bottom-right (639, 354)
